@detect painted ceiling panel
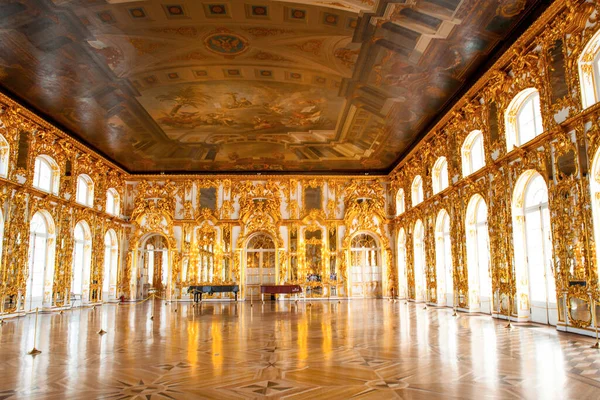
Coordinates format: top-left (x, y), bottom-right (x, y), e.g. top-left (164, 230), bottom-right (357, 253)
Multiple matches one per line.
top-left (0, 0), bottom-right (550, 173)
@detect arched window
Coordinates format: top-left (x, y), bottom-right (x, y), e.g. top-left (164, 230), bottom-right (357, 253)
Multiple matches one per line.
top-left (411, 175), bottom-right (424, 207)
top-left (592, 148), bottom-right (600, 288)
top-left (465, 195), bottom-right (491, 313)
top-left (579, 28), bottom-right (600, 109)
top-left (0, 210), bottom-right (4, 296)
top-left (26, 211), bottom-right (56, 310)
top-left (76, 174), bottom-right (94, 207)
top-left (106, 188), bottom-right (120, 216)
top-left (71, 221), bottom-right (92, 305)
top-left (435, 209), bottom-right (453, 307)
top-left (512, 171), bottom-right (556, 325)
top-left (397, 228), bottom-right (408, 299)
top-left (103, 229), bottom-right (119, 301)
top-left (505, 88), bottom-right (544, 150)
top-left (33, 155), bottom-right (59, 195)
top-left (350, 233), bottom-right (382, 298)
top-left (0, 134), bottom-right (9, 178)
top-left (432, 157), bottom-right (449, 194)
top-left (413, 219), bottom-right (426, 302)
top-left (461, 130), bottom-right (485, 176)
top-left (396, 189), bottom-right (405, 216)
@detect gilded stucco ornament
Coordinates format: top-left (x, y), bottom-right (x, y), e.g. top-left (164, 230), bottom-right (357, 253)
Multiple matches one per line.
top-left (3, 1), bottom-right (600, 335)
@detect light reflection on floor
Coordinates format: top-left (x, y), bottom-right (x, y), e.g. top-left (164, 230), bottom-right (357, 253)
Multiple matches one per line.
top-left (1, 300), bottom-right (600, 399)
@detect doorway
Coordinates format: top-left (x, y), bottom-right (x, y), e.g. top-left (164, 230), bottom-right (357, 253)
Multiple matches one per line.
top-left (245, 234), bottom-right (276, 300)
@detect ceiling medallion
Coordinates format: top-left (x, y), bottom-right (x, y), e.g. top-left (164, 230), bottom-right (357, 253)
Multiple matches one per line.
top-left (204, 31), bottom-right (249, 56)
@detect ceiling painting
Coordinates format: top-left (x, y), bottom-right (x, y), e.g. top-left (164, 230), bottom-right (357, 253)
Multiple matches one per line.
top-left (138, 81), bottom-right (344, 142)
top-left (0, 0), bottom-right (551, 173)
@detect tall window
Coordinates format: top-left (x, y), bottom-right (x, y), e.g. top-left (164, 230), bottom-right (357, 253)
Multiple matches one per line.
top-left (72, 221), bottom-right (92, 304)
top-left (579, 28), bottom-right (600, 109)
top-left (396, 189), bottom-right (405, 216)
top-left (103, 230), bottom-right (119, 300)
top-left (0, 134), bottom-right (9, 178)
top-left (465, 195), bottom-right (491, 313)
top-left (435, 209), bottom-right (453, 307)
top-left (592, 148), bottom-right (600, 287)
top-left (512, 171), bottom-right (556, 325)
top-left (461, 130), bottom-right (485, 176)
top-left (106, 188), bottom-right (119, 216)
top-left (432, 157), bottom-right (449, 194)
top-left (145, 244), bottom-right (155, 287)
top-left (33, 155), bottom-right (59, 195)
top-left (397, 228), bottom-right (408, 299)
top-left (411, 175), bottom-right (424, 206)
top-left (413, 220), bottom-right (426, 302)
top-left (505, 88), bottom-right (544, 150)
top-left (26, 211), bottom-right (55, 310)
top-left (76, 174), bottom-right (94, 207)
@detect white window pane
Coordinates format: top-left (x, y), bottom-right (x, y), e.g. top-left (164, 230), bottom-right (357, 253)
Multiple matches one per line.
top-left (106, 192), bottom-right (115, 214)
top-left (440, 161), bottom-right (448, 190)
top-left (471, 135), bottom-right (484, 172)
top-left (0, 141), bottom-right (8, 177)
top-left (76, 178), bottom-right (86, 204)
top-left (35, 159), bottom-right (52, 192)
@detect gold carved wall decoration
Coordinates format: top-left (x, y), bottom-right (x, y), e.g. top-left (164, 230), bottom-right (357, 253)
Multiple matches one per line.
top-left (3, 2), bottom-right (600, 337)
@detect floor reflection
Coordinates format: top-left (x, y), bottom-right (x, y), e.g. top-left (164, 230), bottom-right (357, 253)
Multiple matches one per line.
top-left (1, 300), bottom-right (600, 399)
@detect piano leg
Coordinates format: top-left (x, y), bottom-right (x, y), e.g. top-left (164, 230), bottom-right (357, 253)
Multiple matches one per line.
top-left (262, 293), bottom-right (264, 304)
top-left (234, 292), bottom-right (238, 302)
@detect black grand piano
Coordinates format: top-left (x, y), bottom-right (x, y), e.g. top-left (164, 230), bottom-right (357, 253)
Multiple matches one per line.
top-left (188, 285), bottom-right (240, 303)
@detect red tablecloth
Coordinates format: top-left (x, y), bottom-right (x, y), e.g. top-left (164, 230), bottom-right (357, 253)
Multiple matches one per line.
top-left (260, 285), bottom-right (302, 294)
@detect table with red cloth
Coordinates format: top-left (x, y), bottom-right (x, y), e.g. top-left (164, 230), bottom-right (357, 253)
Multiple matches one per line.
top-left (259, 285), bottom-right (302, 302)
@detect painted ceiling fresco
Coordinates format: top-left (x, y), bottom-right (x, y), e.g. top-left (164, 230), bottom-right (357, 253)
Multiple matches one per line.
top-left (0, 0), bottom-right (551, 173)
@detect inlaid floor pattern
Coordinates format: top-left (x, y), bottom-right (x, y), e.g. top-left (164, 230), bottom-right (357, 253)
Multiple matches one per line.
top-left (1, 300), bottom-right (600, 399)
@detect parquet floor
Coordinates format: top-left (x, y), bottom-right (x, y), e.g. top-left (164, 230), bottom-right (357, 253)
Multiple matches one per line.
top-left (1, 299), bottom-right (600, 399)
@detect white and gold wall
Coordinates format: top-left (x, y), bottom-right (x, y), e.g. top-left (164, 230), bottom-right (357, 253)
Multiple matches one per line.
top-left (3, 1), bottom-right (600, 337)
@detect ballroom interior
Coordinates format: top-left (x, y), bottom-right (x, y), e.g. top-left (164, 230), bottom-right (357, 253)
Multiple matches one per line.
top-left (3, 0), bottom-right (600, 398)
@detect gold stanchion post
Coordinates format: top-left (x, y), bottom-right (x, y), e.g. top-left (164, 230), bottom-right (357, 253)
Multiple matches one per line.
top-left (591, 296), bottom-right (599, 349)
top-left (150, 293), bottom-right (155, 321)
top-left (27, 307), bottom-right (42, 356)
top-left (505, 291), bottom-right (513, 329)
top-left (452, 291), bottom-right (458, 317)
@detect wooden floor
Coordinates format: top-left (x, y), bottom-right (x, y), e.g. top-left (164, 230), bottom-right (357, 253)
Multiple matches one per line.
top-left (1, 299), bottom-right (600, 399)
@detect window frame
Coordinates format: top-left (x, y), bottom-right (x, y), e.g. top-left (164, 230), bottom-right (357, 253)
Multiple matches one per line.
top-left (411, 175), bottom-right (424, 207)
top-left (505, 88), bottom-right (544, 151)
top-left (461, 130), bottom-right (485, 177)
top-left (432, 156), bottom-right (449, 194)
top-left (579, 29), bottom-right (600, 109)
top-left (33, 155), bottom-right (60, 195)
top-left (396, 189), bottom-right (405, 216)
top-left (76, 174), bottom-right (94, 207)
top-left (105, 188), bottom-right (120, 216)
top-left (0, 134), bottom-right (9, 178)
